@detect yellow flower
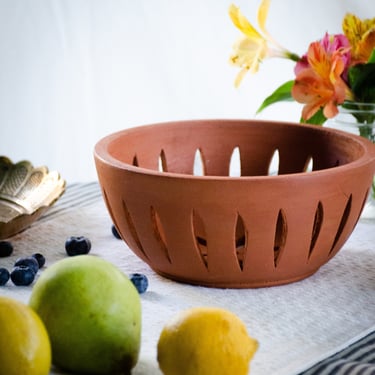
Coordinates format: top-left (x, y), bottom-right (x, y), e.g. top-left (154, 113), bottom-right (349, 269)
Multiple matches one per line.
top-left (342, 13), bottom-right (375, 64)
top-left (229, 1), bottom-right (296, 87)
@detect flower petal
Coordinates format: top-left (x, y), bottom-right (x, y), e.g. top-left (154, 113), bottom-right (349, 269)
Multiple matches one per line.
top-left (357, 28), bottom-right (375, 62)
top-left (342, 13), bottom-right (375, 63)
top-left (229, 4), bottom-right (262, 39)
top-left (234, 68), bottom-right (250, 87)
top-left (322, 100), bottom-right (339, 119)
top-left (257, 0), bottom-right (271, 34)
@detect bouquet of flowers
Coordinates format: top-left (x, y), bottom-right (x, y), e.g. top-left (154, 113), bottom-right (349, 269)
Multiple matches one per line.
top-left (228, 0), bottom-right (375, 126)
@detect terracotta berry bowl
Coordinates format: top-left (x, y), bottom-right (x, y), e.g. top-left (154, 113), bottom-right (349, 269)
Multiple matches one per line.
top-left (94, 119), bottom-right (375, 288)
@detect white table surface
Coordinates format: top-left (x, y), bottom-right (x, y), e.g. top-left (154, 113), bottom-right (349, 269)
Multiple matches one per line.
top-left (1, 182), bottom-right (374, 375)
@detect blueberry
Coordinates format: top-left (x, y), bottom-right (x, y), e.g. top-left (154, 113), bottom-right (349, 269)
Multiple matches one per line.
top-left (0, 268), bottom-right (10, 286)
top-left (10, 266), bottom-right (35, 286)
top-left (129, 273), bottom-right (148, 294)
top-left (32, 253), bottom-right (46, 268)
top-left (0, 241), bottom-right (13, 257)
top-left (111, 225), bottom-right (121, 239)
top-left (14, 257), bottom-right (39, 275)
top-left (65, 236), bottom-right (92, 256)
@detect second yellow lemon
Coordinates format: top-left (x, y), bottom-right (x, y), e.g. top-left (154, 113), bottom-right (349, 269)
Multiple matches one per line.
top-left (0, 296), bottom-right (51, 375)
top-left (157, 307), bottom-right (258, 375)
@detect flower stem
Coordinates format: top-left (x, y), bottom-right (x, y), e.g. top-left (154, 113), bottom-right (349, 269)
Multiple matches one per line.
top-left (286, 52), bottom-right (300, 62)
top-left (358, 125), bottom-right (375, 142)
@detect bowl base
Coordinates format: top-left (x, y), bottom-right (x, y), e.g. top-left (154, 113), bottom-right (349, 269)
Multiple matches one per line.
top-left (153, 267), bottom-right (320, 289)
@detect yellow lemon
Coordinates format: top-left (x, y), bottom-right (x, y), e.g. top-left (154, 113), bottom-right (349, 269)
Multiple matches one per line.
top-left (157, 307), bottom-right (258, 375)
top-left (0, 296), bottom-right (51, 375)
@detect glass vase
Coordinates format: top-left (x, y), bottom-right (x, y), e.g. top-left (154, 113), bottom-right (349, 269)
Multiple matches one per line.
top-left (332, 101), bottom-right (375, 220)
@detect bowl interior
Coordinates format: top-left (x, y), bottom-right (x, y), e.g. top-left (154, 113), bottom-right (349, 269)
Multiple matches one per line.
top-left (104, 119), bottom-right (366, 177)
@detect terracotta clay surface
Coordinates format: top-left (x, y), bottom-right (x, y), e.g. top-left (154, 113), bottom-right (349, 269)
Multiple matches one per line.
top-left (94, 119), bottom-right (375, 288)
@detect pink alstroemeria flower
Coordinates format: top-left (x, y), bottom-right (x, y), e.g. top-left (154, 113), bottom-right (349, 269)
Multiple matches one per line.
top-left (295, 33), bottom-right (351, 76)
top-left (292, 34), bottom-right (352, 121)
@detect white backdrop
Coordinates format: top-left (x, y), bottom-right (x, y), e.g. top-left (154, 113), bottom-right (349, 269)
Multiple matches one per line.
top-left (0, 0), bottom-right (373, 182)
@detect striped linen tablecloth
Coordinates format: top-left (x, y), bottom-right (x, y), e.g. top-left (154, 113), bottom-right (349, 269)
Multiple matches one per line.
top-left (1, 182), bottom-right (375, 375)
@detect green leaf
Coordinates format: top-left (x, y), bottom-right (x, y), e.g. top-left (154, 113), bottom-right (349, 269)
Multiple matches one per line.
top-left (347, 63), bottom-right (375, 103)
top-left (256, 80), bottom-right (294, 114)
top-left (368, 48), bottom-right (375, 63)
top-left (301, 108), bottom-right (327, 126)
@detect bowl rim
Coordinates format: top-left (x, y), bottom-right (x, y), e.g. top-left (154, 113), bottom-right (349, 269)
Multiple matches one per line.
top-left (94, 118), bottom-right (375, 181)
